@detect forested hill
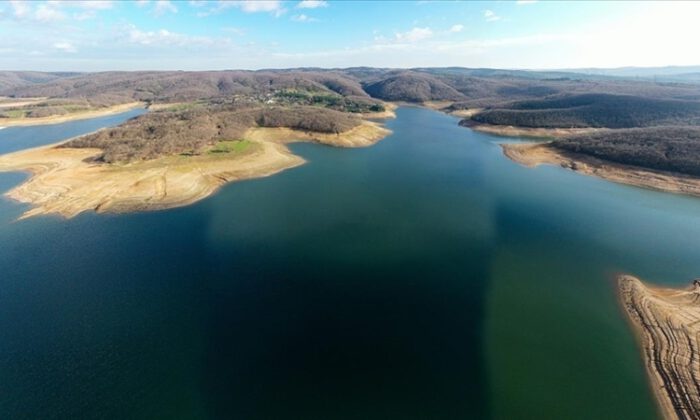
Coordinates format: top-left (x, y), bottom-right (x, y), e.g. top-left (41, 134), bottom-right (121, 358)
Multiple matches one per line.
top-left (468, 94), bottom-right (700, 129)
top-left (0, 71), bottom-right (80, 91)
top-left (553, 127), bottom-right (700, 176)
top-left (5, 67), bottom-right (700, 150)
top-left (5, 67), bottom-right (700, 110)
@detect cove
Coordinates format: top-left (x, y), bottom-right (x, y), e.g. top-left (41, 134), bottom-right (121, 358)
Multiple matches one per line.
top-left (3, 106), bottom-right (697, 419)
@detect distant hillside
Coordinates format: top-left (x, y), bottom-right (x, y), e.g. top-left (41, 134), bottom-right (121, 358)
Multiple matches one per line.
top-left (362, 72), bottom-right (465, 102)
top-left (469, 93), bottom-right (700, 128)
top-left (563, 65), bottom-right (700, 83)
top-left (1, 70), bottom-right (371, 106)
top-left (0, 71), bottom-right (80, 91)
top-left (4, 67), bottom-right (700, 120)
top-left (552, 126), bottom-right (700, 176)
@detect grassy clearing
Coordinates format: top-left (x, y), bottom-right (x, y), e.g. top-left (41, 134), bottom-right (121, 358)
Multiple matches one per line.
top-left (1, 109), bottom-right (27, 118)
top-left (159, 102), bottom-right (204, 112)
top-left (62, 105), bottom-right (90, 113)
top-left (207, 140), bottom-right (254, 155)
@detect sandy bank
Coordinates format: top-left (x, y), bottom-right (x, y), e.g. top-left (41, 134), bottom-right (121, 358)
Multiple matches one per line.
top-left (618, 275), bottom-right (700, 420)
top-left (502, 142), bottom-right (700, 197)
top-left (0, 120), bottom-right (390, 219)
top-left (463, 120), bottom-right (599, 138)
top-left (0, 140), bottom-right (303, 219)
top-left (245, 120), bottom-right (391, 148)
top-left (0, 102), bottom-right (145, 127)
top-left (0, 97), bottom-right (47, 109)
top-left (360, 102), bottom-right (397, 119)
top-left (448, 108), bottom-right (482, 118)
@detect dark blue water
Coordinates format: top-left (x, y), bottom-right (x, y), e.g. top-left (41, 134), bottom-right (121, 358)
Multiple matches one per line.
top-left (2, 106), bottom-right (693, 419)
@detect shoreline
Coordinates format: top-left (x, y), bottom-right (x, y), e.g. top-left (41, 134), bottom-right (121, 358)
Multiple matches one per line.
top-left (390, 100), bottom-right (478, 118)
top-left (0, 120), bottom-right (390, 220)
top-left (618, 275), bottom-right (700, 420)
top-left (460, 120), bottom-right (600, 138)
top-left (0, 102), bottom-right (145, 127)
top-left (245, 120), bottom-right (392, 148)
top-left (501, 142), bottom-right (700, 197)
top-left (361, 101), bottom-right (397, 119)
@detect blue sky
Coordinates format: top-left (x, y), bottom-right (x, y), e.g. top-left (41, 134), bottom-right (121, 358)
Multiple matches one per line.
top-left (1, 0), bottom-right (698, 71)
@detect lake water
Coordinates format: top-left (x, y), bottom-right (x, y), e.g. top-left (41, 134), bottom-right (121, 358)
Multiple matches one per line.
top-left (3, 106), bottom-right (698, 419)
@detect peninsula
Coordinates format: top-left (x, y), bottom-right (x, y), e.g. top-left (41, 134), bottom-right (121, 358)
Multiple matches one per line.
top-left (454, 93), bottom-right (700, 196)
top-left (0, 103), bottom-right (390, 219)
top-left (619, 275), bottom-right (700, 420)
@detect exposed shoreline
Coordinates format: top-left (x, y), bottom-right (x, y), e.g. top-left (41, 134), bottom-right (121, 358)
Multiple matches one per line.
top-left (618, 275), bottom-right (700, 420)
top-left (501, 142), bottom-right (700, 197)
top-left (362, 101), bottom-right (397, 119)
top-left (0, 120), bottom-right (390, 220)
top-left (461, 120), bottom-right (600, 138)
top-left (246, 120), bottom-right (391, 147)
top-left (0, 102), bottom-right (145, 127)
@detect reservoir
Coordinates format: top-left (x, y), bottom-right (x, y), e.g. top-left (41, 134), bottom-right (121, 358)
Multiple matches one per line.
top-left (2, 106), bottom-right (695, 419)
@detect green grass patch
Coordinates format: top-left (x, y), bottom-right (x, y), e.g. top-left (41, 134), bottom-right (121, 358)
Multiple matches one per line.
top-left (3, 109), bottom-right (26, 118)
top-left (166, 102), bottom-right (203, 112)
top-left (207, 140), bottom-right (253, 155)
top-left (62, 105), bottom-right (90, 113)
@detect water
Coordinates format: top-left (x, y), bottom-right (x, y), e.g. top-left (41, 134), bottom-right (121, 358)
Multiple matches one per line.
top-left (0, 109), bottom-right (146, 155)
top-left (2, 106), bottom-right (695, 419)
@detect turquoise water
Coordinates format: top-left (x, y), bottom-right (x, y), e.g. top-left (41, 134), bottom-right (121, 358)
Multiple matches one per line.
top-left (2, 106), bottom-right (695, 418)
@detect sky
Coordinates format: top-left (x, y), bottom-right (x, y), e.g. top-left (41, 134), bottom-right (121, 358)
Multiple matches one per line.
top-left (1, 0), bottom-right (699, 71)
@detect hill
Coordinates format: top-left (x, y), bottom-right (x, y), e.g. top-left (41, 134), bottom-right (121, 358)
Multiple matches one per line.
top-left (468, 93), bottom-right (700, 128)
top-left (552, 126), bottom-right (700, 176)
top-left (0, 71), bottom-right (79, 91)
top-left (362, 72), bottom-right (465, 102)
top-left (0, 70), bottom-right (371, 106)
top-left (63, 104), bottom-right (362, 163)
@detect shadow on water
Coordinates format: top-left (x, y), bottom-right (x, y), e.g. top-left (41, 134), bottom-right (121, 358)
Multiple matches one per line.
top-left (199, 108), bottom-right (493, 419)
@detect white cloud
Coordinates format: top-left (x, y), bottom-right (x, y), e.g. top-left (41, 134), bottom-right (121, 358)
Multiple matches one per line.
top-left (154, 0), bottom-right (178, 16)
top-left (5, 0), bottom-right (112, 22)
top-left (125, 25), bottom-right (225, 48)
top-left (233, 0), bottom-right (284, 15)
top-left (72, 1), bottom-right (114, 10)
top-left (73, 11), bottom-right (96, 20)
top-left (53, 42), bottom-right (77, 53)
top-left (395, 27), bottom-right (433, 42)
top-left (10, 0), bottom-right (31, 19)
top-left (516, 0), bottom-right (538, 4)
top-left (292, 14), bottom-right (317, 22)
top-left (449, 24), bottom-right (464, 33)
top-left (297, 1), bottom-right (327, 9)
top-left (68, 2), bottom-right (113, 20)
top-left (198, 0), bottom-right (286, 17)
top-left (221, 26), bottom-right (245, 35)
top-left (135, 0), bottom-right (150, 7)
top-left (484, 10), bottom-right (501, 22)
top-left (35, 4), bottom-right (67, 22)
top-left (567, 1), bottom-right (700, 68)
